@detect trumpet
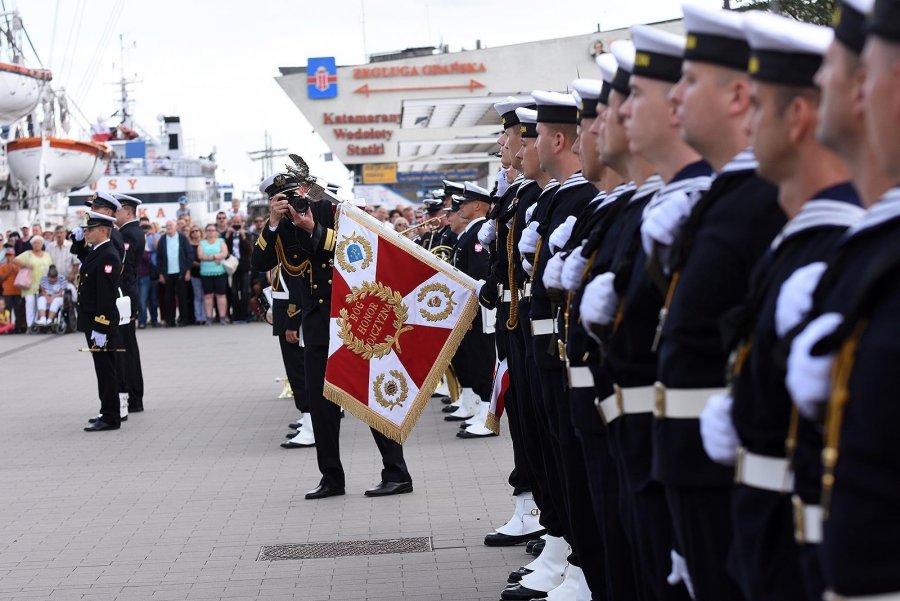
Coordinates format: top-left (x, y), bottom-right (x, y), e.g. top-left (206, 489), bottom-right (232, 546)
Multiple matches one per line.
top-left (399, 215), bottom-right (442, 236)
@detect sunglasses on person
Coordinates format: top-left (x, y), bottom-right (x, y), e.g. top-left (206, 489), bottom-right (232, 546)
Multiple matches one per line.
top-left (141, 224), bottom-right (151, 230)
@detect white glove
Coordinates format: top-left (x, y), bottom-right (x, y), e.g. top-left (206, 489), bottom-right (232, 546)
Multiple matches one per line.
top-left (561, 245), bottom-right (588, 291)
top-left (542, 254), bottom-right (565, 290)
top-left (73, 226), bottom-right (84, 242)
top-left (518, 222), bottom-right (540, 256)
top-left (475, 279), bottom-right (485, 297)
top-left (786, 312), bottom-right (843, 419)
top-left (549, 215), bottom-right (578, 253)
top-left (524, 202), bottom-right (537, 223)
top-left (580, 272), bottom-right (618, 327)
top-left (667, 550), bottom-right (696, 599)
top-left (522, 257), bottom-right (534, 277)
top-left (641, 190), bottom-right (694, 255)
top-left (497, 167), bottom-right (511, 197)
top-left (700, 393), bottom-right (739, 465)
top-left (477, 220), bottom-right (497, 246)
top-left (775, 262), bottom-right (828, 338)
top-left (91, 330), bottom-right (107, 348)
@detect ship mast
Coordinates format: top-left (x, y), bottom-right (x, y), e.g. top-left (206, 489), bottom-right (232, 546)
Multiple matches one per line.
top-left (116, 34), bottom-right (137, 130)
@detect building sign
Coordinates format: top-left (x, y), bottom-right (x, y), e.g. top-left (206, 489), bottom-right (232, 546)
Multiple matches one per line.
top-left (352, 62), bottom-right (487, 79)
top-left (307, 57), bottom-right (338, 99)
top-left (362, 163), bottom-right (398, 185)
top-left (397, 170), bottom-right (481, 186)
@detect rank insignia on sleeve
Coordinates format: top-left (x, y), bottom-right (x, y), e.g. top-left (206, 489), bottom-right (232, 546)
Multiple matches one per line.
top-left (104, 264), bottom-right (113, 274)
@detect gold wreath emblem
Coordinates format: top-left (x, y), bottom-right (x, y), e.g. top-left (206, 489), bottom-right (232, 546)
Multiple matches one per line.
top-left (336, 233), bottom-right (373, 273)
top-left (373, 370), bottom-right (409, 411)
top-left (417, 282), bottom-right (456, 322)
top-left (337, 281), bottom-right (413, 360)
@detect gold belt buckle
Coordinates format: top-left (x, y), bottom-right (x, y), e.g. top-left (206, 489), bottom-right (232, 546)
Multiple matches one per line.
top-left (734, 446), bottom-right (746, 485)
top-left (558, 340), bottom-right (567, 362)
top-left (614, 384), bottom-right (624, 417)
top-left (654, 382), bottom-right (666, 418)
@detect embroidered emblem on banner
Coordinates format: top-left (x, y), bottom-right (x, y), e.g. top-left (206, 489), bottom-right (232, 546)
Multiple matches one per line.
top-left (373, 370), bottom-right (409, 411)
top-left (336, 233), bottom-right (373, 273)
top-left (417, 283), bottom-right (456, 322)
top-left (337, 281), bottom-right (413, 360)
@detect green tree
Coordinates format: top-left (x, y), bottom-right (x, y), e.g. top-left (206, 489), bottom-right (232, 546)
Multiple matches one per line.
top-left (726, 0), bottom-right (837, 26)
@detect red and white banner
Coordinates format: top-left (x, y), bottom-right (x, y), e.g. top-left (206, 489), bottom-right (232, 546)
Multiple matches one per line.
top-left (485, 359), bottom-right (509, 435)
top-left (324, 204), bottom-right (479, 443)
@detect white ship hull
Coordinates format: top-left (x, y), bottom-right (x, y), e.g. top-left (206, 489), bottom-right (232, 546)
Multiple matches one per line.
top-left (7, 137), bottom-right (110, 193)
top-left (0, 63), bottom-right (51, 125)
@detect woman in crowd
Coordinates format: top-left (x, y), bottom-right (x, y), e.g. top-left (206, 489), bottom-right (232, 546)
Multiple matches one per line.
top-left (13, 235), bottom-right (52, 327)
top-left (196, 224), bottom-right (229, 325)
top-left (188, 225), bottom-right (207, 325)
top-left (0, 246), bottom-right (21, 332)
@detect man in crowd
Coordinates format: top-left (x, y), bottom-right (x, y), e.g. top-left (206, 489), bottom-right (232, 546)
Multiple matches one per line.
top-left (156, 220), bottom-right (191, 327)
top-left (226, 215), bottom-right (253, 323)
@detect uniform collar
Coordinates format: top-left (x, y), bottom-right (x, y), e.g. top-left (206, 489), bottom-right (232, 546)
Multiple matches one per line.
top-left (847, 186), bottom-right (900, 236)
top-left (92, 239), bottom-right (110, 250)
top-left (463, 216), bottom-right (486, 234)
top-left (771, 183), bottom-right (863, 250)
top-left (717, 148), bottom-right (759, 176)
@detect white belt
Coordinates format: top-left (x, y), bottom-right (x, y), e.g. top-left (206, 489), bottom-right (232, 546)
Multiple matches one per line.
top-left (792, 496), bottom-right (823, 544)
top-left (653, 383), bottom-right (722, 419)
top-left (596, 385), bottom-right (655, 425)
top-left (271, 290), bottom-right (290, 300)
top-left (502, 283), bottom-right (532, 302)
top-left (826, 591), bottom-right (900, 601)
top-left (734, 448), bottom-right (794, 493)
top-left (568, 366), bottom-right (593, 389)
top-left (531, 318), bottom-right (554, 336)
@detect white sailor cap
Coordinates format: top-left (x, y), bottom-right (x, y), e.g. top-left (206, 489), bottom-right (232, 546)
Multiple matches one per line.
top-left (571, 79), bottom-right (603, 121)
top-left (86, 190), bottom-right (121, 211)
top-left (833, 0), bottom-right (875, 54)
top-left (494, 96), bottom-right (534, 130)
top-left (594, 53), bottom-right (618, 106)
top-left (462, 181), bottom-right (492, 204)
top-left (743, 11), bottom-right (833, 87)
top-left (515, 107), bottom-right (538, 138)
top-left (682, 4), bottom-right (749, 70)
top-left (111, 192), bottom-right (142, 207)
top-left (531, 90), bottom-right (579, 124)
top-left (610, 40), bottom-right (636, 95)
top-left (631, 25), bottom-right (686, 83)
top-left (83, 210), bottom-right (117, 228)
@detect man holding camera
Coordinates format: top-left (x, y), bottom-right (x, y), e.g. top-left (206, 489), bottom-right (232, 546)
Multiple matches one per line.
top-left (261, 172), bottom-right (412, 500)
top-left (253, 174), bottom-right (310, 448)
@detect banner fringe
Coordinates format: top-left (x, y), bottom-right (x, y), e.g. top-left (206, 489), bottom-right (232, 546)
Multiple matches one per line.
top-left (485, 413), bottom-right (501, 435)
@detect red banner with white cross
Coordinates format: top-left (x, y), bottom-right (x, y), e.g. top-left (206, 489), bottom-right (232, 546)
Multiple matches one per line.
top-left (324, 204), bottom-right (479, 443)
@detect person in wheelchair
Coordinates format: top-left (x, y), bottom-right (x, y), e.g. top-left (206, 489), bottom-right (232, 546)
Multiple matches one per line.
top-left (35, 265), bottom-right (68, 328)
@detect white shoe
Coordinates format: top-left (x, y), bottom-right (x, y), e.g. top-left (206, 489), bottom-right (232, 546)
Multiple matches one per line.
top-left (495, 493), bottom-right (543, 538)
top-left (447, 388), bottom-right (477, 420)
top-left (520, 536), bottom-right (569, 592)
top-left (291, 413), bottom-right (315, 445)
top-left (545, 564), bottom-right (585, 600)
top-left (119, 392), bottom-right (129, 420)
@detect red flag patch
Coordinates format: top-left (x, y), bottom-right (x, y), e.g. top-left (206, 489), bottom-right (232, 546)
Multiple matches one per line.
top-left (104, 264), bottom-right (113, 274)
top-left (474, 243), bottom-right (483, 253)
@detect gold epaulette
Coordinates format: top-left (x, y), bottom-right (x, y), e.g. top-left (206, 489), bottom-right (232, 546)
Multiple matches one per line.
top-left (275, 237), bottom-right (310, 276)
top-left (94, 315), bottom-right (110, 326)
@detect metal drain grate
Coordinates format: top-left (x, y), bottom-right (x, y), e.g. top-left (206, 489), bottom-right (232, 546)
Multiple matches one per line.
top-left (257, 536), bottom-right (433, 561)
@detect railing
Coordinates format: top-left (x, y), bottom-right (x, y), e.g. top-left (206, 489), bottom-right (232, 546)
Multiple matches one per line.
top-left (104, 158), bottom-right (216, 178)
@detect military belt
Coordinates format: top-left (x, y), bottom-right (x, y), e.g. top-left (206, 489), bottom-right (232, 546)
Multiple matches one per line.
top-left (825, 590), bottom-right (900, 600)
top-left (791, 495), bottom-right (823, 545)
top-left (734, 447), bottom-right (794, 493)
top-left (531, 319), bottom-right (554, 336)
top-left (567, 366), bottom-right (593, 389)
top-left (271, 290), bottom-right (289, 300)
top-left (653, 383), bottom-right (723, 419)
top-left (596, 385), bottom-right (655, 425)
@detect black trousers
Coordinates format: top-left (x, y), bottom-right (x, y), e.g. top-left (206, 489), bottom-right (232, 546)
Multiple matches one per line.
top-left (729, 485), bottom-right (806, 601)
top-left (231, 270), bottom-right (250, 321)
top-left (532, 356), bottom-right (572, 542)
top-left (572, 387), bottom-right (639, 601)
top-left (497, 302), bottom-right (531, 494)
top-left (279, 334), bottom-right (308, 413)
top-left (304, 345), bottom-right (410, 489)
top-left (667, 485), bottom-right (745, 601)
top-left (86, 331), bottom-right (119, 426)
top-left (115, 319), bottom-right (144, 410)
top-left (451, 329), bottom-right (495, 403)
top-left (163, 274), bottom-right (189, 325)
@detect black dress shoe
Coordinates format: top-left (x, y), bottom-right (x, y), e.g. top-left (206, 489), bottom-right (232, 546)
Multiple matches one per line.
top-left (305, 483), bottom-right (345, 500)
top-left (285, 431), bottom-right (299, 438)
top-left (288, 421), bottom-right (302, 429)
top-left (440, 396), bottom-right (452, 405)
top-left (457, 430), bottom-right (498, 439)
top-left (444, 413), bottom-right (473, 422)
top-left (525, 538), bottom-right (541, 553)
top-left (528, 540), bottom-right (545, 556)
top-left (500, 584), bottom-right (549, 600)
top-left (281, 440), bottom-right (315, 449)
top-left (364, 481), bottom-right (413, 497)
top-left (129, 405), bottom-right (144, 413)
top-left (485, 529), bottom-right (546, 547)
top-left (441, 405), bottom-right (459, 413)
top-left (84, 420), bottom-right (120, 432)
top-left (506, 567), bottom-right (534, 583)
top-left (88, 415), bottom-right (126, 423)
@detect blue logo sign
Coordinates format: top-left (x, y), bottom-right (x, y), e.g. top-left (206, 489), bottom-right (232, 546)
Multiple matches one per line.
top-left (347, 243), bottom-right (364, 263)
top-left (307, 57), bottom-right (337, 99)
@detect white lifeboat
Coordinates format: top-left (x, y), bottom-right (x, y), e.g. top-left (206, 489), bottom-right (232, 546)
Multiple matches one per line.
top-left (6, 137), bottom-right (111, 193)
top-left (0, 63), bottom-right (51, 125)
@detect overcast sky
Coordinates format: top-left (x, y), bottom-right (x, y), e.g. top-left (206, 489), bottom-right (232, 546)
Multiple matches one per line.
top-left (15, 0), bottom-right (721, 196)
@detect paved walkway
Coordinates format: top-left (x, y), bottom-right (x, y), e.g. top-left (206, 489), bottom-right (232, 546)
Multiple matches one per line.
top-left (0, 324), bottom-right (527, 600)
